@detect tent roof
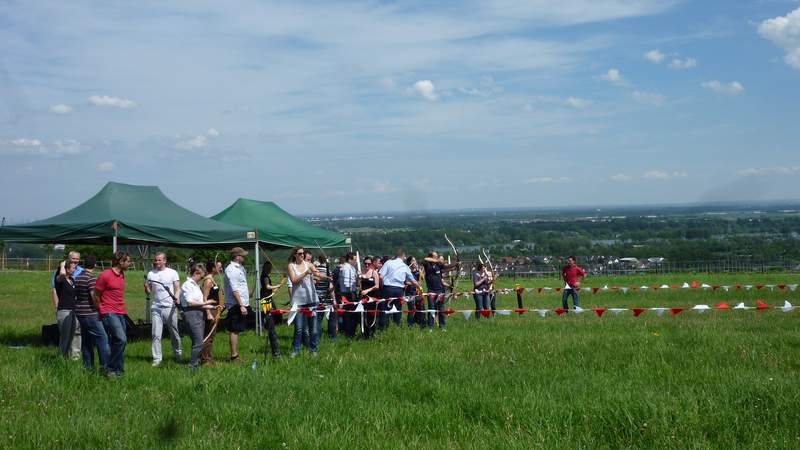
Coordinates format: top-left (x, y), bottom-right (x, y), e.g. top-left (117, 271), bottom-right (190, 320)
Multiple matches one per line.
top-left (0, 182), bottom-right (255, 246)
top-left (211, 198), bottom-right (348, 249)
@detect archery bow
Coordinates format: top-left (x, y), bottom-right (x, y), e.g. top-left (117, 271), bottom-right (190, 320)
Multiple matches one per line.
top-left (444, 233), bottom-right (461, 300)
top-left (203, 253), bottom-right (224, 344)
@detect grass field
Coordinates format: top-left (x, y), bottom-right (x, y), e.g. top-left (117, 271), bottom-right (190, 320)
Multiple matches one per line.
top-left (1, 270), bottom-right (800, 449)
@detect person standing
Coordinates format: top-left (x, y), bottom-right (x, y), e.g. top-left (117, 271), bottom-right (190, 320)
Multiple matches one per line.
top-left (52, 251), bottom-right (83, 359)
top-left (338, 252), bottom-right (358, 338)
top-left (54, 260), bottom-right (79, 359)
top-left (259, 260), bottom-right (283, 359)
top-left (145, 252), bottom-right (182, 366)
top-left (404, 256), bottom-right (422, 327)
top-left (201, 260), bottom-right (223, 365)
top-left (93, 251), bottom-right (131, 377)
top-left (73, 255), bottom-right (109, 372)
top-left (561, 256), bottom-right (586, 311)
top-left (225, 247), bottom-right (251, 363)
top-left (360, 256), bottom-right (380, 338)
top-left (422, 252), bottom-right (460, 331)
top-left (378, 250), bottom-right (421, 329)
top-left (472, 263), bottom-right (491, 320)
top-left (314, 254), bottom-right (337, 341)
top-left (288, 247), bottom-right (324, 356)
top-left (180, 263), bottom-right (217, 369)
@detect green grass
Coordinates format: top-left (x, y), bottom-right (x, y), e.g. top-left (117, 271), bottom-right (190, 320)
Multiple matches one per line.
top-left (1, 271), bottom-right (800, 449)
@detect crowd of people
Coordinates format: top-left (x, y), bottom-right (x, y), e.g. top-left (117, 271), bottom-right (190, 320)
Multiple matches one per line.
top-left (51, 247), bottom-right (586, 375)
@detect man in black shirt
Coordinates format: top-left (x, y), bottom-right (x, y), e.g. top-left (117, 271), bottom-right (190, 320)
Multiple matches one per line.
top-left (73, 256), bottom-right (110, 371)
top-left (54, 260), bottom-right (79, 359)
top-left (422, 251), bottom-right (460, 331)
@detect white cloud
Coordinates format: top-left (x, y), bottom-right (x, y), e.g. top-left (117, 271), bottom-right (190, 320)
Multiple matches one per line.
top-left (758, 8), bottom-right (800, 70)
top-left (643, 170), bottom-right (688, 180)
top-left (644, 49), bottom-right (665, 63)
top-left (12, 138), bottom-right (42, 147)
top-left (5, 138), bottom-right (87, 157)
top-left (565, 96), bottom-right (591, 108)
top-left (411, 80), bottom-right (438, 101)
top-left (88, 95), bottom-right (137, 109)
top-left (632, 90), bottom-right (665, 106)
top-left (738, 166), bottom-right (800, 176)
top-left (175, 135), bottom-right (209, 150)
top-left (609, 174), bottom-right (632, 182)
top-left (668, 57), bottom-right (697, 69)
top-left (49, 104), bottom-right (73, 114)
top-left (97, 161), bottom-right (116, 172)
top-left (701, 80), bottom-right (744, 95)
top-left (523, 176), bottom-right (571, 184)
top-left (206, 128), bottom-right (220, 137)
top-left (600, 68), bottom-right (625, 84)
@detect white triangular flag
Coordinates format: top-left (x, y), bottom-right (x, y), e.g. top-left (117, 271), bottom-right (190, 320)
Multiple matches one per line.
top-left (573, 306), bottom-right (586, 314)
top-left (781, 301), bottom-right (794, 313)
top-left (692, 304), bottom-right (710, 313)
top-left (733, 302), bottom-right (751, 310)
top-left (766, 284), bottom-right (775, 291)
top-left (525, 288), bottom-right (535, 293)
top-left (609, 308), bottom-right (627, 315)
top-left (722, 286), bottom-right (730, 292)
top-left (287, 304), bottom-right (298, 325)
top-left (354, 302), bottom-right (364, 313)
top-left (660, 284), bottom-right (670, 289)
top-left (682, 282), bottom-right (690, 289)
top-left (650, 307), bottom-right (668, 316)
top-left (620, 287), bottom-right (629, 294)
top-left (534, 309), bottom-right (548, 317)
top-left (701, 283), bottom-right (711, 289)
top-left (497, 309), bottom-right (512, 316)
top-left (582, 287), bottom-right (591, 293)
top-left (462, 310), bottom-right (473, 320)
top-left (640, 285), bottom-right (649, 290)
top-left (745, 285), bottom-right (753, 290)
top-left (386, 305), bottom-right (400, 314)
top-left (789, 284), bottom-right (798, 292)
top-left (601, 285), bottom-right (610, 291)
top-left (543, 287), bottom-right (552, 291)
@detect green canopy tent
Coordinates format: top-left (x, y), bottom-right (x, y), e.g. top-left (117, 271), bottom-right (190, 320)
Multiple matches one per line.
top-left (211, 198), bottom-right (349, 249)
top-left (0, 182), bottom-right (256, 248)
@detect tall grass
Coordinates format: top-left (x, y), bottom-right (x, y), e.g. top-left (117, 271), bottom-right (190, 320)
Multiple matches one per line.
top-left (1, 271), bottom-right (799, 448)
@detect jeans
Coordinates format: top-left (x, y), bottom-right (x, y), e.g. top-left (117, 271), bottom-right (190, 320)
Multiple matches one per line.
top-left (184, 309), bottom-right (205, 368)
top-left (292, 305), bottom-right (319, 353)
top-left (76, 314), bottom-right (109, 371)
top-left (56, 309), bottom-right (81, 359)
top-left (562, 288), bottom-right (580, 309)
top-left (474, 292), bottom-right (490, 320)
top-left (427, 291), bottom-right (446, 329)
top-left (102, 313), bottom-right (127, 374)
top-left (406, 291), bottom-right (421, 327)
top-left (490, 292), bottom-right (497, 313)
top-left (151, 306), bottom-right (182, 363)
top-left (380, 286), bottom-right (405, 329)
top-left (315, 304), bottom-right (337, 340)
top-left (262, 312), bottom-right (282, 357)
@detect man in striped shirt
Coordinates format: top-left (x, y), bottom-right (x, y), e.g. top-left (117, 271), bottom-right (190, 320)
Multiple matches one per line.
top-left (314, 254), bottom-right (336, 340)
top-left (73, 255), bottom-right (110, 372)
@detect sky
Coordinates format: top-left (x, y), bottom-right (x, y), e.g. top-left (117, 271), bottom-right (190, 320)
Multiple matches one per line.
top-left (1, 0), bottom-right (800, 222)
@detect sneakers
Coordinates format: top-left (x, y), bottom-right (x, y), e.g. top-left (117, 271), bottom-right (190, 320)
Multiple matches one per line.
top-left (290, 352), bottom-right (299, 358)
top-left (151, 361), bottom-right (161, 367)
top-left (230, 354), bottom-right (243, 363)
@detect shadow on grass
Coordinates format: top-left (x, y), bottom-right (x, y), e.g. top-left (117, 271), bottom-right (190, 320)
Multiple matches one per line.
top-left (0, 331), bottom-right (48, 347)
top-left (157, 417), bottom-right (181, 443)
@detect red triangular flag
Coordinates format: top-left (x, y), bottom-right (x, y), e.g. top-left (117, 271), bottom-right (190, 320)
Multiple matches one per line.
top-left (480, 309), bottom-right (491, 317)
top-left (734, 284), bottom-right (742, 290)
top-left (690, 280), bottom-right (699, 289)
top-left (715, 302), bottom-right (729, 310)
top-left (593, 308), bottom-right (606, 317)
top-left (592, 287), bottom-right (600, 294)
top-left (513, 308), bottom-right (528, 315)
top-left (554, 307), bottom-right (567, 315)
top-left (537, 287), bottom-right (544, 294)
top-left (756, 299), bottom-right (769, 310)
top-left (778, 284), bottom-right (786, 290)
top-left (756, 284), bottom-right (764, 290)
top-left (444, 308), bottom-right (456, 316)
top-left (611, 285), bottom-right (620, 291)
top-left (632, 308), bottom-right (647, 317)
top-left (651, 285), bottom-right (659, 291)
top-left (712, 284), bottom-right (721, 290)
top-left (554, 287), bottom-right (562, 293)
top-left (337, 308), bottom-right (346, 315)
top-left (341, 296), bottom-right (352, 305)
top-left (272, 308), bottom-right (285, 315)
top-left (670, 307), bottom-right (684, 315)
top-left (670, 284), bottom-right (680, 289)
top-left (629, 285), bottom-right (639, 290)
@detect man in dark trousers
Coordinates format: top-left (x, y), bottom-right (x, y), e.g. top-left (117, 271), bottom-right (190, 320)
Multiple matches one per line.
top-left (561, 256), bottom-right (586, 311)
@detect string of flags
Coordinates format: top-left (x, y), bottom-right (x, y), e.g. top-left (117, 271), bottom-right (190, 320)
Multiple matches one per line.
top-left (272, 297), bottom-right (798, 323)
top-left (499, 281), bottom-right (799, 295)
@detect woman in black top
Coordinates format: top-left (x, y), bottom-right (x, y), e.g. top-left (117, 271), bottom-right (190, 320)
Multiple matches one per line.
top-left (55, 260), bottom-right (79, 359)
top-left (360, 256), bottom-right (380, 338)
top-left (201, 260), bottom-right (222, 364)
top-left (259, 261), bottom-right (284, 358)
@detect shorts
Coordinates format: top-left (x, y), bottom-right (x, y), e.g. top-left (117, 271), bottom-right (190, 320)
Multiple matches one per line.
top-left (227, 305), bottom-right (252, 332)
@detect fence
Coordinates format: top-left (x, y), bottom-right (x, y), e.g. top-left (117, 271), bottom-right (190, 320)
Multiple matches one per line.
top-left (0, 257), bottom-right (145, 272)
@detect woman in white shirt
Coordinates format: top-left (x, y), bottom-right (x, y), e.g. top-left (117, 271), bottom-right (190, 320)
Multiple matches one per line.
top-left (288, 247), bottom-right (326, 356)
top-left (180, 263), bottom-right (216, 369)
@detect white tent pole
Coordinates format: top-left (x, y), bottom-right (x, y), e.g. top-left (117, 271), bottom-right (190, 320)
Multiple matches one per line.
top-left (112, 221), bottom-right (118, 253)
top-left (254, 240), bottom-right (262, 336)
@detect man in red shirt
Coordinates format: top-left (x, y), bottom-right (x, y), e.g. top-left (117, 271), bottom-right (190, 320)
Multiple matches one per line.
top-left (92, 251), bottom-right (131, 377)
top-left (561, 256), bottom-right (586, 311)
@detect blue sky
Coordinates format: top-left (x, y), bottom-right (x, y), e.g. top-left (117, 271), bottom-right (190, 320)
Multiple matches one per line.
top-left (1, 0), bottom-right (799, 221)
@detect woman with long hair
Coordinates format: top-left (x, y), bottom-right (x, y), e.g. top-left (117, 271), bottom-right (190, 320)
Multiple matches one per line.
top-left (260, 260), bottom-right (284, 359)
top-left (287, 247), bottom-right (325, 356)
top-left (360, 256), bottom-right (380, 338)
top-left (200, 260), bottom-right (222, 365)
